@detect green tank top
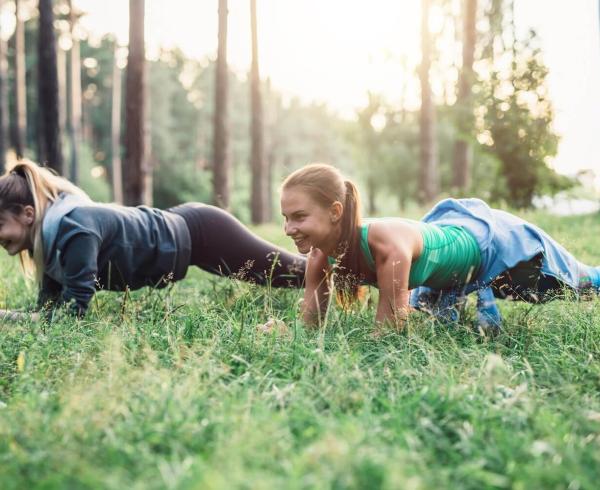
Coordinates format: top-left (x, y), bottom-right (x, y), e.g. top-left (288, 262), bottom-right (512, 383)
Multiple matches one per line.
top-left (360, 220), bottom-right (481, 289)
top-left (329, 220), bottom-right (481, 289)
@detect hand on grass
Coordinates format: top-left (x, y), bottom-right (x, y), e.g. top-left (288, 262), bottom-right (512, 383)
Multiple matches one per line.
top-left (256, 318), bottom-right (290, 337)
top-left (0, 309), bottom-right (40, 323)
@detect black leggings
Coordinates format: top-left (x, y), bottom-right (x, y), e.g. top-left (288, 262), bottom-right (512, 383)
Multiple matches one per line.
top-left (168, 203), bottom-right (305, 288)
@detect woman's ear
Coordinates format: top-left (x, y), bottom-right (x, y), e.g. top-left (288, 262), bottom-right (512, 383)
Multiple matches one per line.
top-left (21, 205), bottom-right (35, 225)
top-left (329, 201), bottom-right (343, 224)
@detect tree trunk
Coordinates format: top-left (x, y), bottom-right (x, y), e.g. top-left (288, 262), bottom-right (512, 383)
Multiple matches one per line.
top-left (452, 0), bottom-right (477, 191)
top-left (266, 147), bottom-right (274, 222)
top-left (14, 0), bottom-right (27, 159)
top-left (124, 0), bottom-right (147, 206)
top-left (57, 45), bottom-right (66, 142)
top-left (0, 0), bottom-right (7, 172)
top-left (250, 0), bottom-right (266, 223)
top-left (212, 0), bottom-right (230, 209)
top-left (418, 0), bottom-right (439, 204)
top-left (143, 74), bottom-right (152, 206)
top-left (111, 44), bottom-right (123, 204)
top-left (67, 0), bottom-right (82, 183)
top-left (38, 0), bottom-right (63, 173)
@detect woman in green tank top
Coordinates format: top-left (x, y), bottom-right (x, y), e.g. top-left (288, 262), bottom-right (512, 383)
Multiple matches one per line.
top-left (280, 163), bottom-right (600, 331)
top-left (280, 163), bottom-right (481, 328)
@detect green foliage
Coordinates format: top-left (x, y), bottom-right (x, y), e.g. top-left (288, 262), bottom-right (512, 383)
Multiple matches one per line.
top-left (9, 4), bottom-right (572, 215)
top-left (352, 95), bottom-right (420, 213)
top-left (79, 35), bottom-right (119, 175)
top-left (479, 23), bottom-right (572, 207)
top-left (1, 212), bottom-right (600, 488)
top-left (147, 50), bottom-right (214, 208)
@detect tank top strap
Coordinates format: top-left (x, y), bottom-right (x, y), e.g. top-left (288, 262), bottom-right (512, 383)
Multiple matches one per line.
top-left (328, 224), bottom-right (377, 271)
top-left (360, 223), bottom-right (376, 271)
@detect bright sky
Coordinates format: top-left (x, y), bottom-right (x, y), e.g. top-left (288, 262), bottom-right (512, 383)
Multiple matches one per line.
top-left (74, 0), bottom-right (600, 177)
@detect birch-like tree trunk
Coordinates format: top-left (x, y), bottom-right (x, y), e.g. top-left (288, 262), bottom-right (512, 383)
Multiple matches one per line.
top-left (38, 0), bottom-right (63, 173)
top-left (57, 44), bottom-right (66, 143)
top-left (14, 0), bottom-right (27, 158)
top-left (418, 0), bottom-right (439, 204)
top-left (111, 44), bottom-right (123, 204)
top-left (0, 0), bottom-right (7, 171)
top-left (67, 0), bottom-right (82, 183)
top-left (452, 0), bottom-right (477, 191)
top-left (250, 0), bottom-right (267, 223)
top-left (124, 0), bottom-right (147, 206)
top-left (212, 0), bottom-right (230, 209)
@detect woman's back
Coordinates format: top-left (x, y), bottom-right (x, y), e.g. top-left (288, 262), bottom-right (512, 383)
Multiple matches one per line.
top-left (360, 218), bottom-right (481, 289)
top-left (40, 194), bottom-right (192, 314)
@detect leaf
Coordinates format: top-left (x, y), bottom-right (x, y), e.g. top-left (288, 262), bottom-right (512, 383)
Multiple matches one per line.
top-left (16, 351), bottom-right (25, 373)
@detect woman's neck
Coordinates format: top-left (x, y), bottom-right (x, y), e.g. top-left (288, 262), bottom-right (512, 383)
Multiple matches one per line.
top-left (321, 224), bottom-right (344, 257)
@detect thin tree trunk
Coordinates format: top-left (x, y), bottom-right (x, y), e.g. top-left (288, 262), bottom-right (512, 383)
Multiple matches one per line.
top-left (212, 0), bottom-right (230, 209)
top-left (143, 71), bottom-right (152, 206)
top-left (399, 55), bottom-right (408, 123)
top-left (418, 0), bottom-right (439, 204)
top-left (38, 0), bottom-right (63, 173)
top-left (57, 45), bottom-right (66, 142)
top-left (452, 0), bottom-right (477, 191)
top-left (264, 83), bottom-right (279, 223)
top-left (14, 0), bottom-right (27, 159)
top-left (266, 147), bottom-right (274, 222)
top-left (123, 0), bottom-right (147, 206)
top-left (111, 44), bottom-right (123, 204)
top-left (67, 0), bottom-right (81, 183)
top-left (0, 0), bottom-right (7, 172)
top-left (250, 0), bottom-right (266, 223)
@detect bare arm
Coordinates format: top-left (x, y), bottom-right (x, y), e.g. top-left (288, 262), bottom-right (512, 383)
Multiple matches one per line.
top-left (301, 248), bottom-right (332, 327)
top-left (374, 246), bottom-right (412, 328)
top-left (368, 221), bottom-right (421, 330)
top-left (0, 309), bottom-right (40, 323)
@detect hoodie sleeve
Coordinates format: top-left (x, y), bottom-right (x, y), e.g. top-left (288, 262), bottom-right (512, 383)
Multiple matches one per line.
top-left (37, 274), bottom-right (62, 311)
top-left (55, 231), bottom-right (101, 317)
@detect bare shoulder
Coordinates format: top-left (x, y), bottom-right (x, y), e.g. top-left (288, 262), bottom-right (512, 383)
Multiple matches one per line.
top-left (367, 219), bottom-right (422, 259)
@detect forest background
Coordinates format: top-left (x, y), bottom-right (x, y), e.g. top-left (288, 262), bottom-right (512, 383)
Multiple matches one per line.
top-left (0, 0), bottom-right (592, 222)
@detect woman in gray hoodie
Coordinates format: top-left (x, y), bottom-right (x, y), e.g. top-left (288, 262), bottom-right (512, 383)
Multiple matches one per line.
top-left (0, 160), bottom-right (304, 319)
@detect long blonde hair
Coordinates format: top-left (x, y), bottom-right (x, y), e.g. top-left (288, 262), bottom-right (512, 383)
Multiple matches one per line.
top-left (281, 163), bottom-right (363, 301)
top-left (0, 160), bottom-right (89, 281)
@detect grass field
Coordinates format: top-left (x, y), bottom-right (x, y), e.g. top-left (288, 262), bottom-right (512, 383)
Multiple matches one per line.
top-left (1, 211), bottom-right (600, 489)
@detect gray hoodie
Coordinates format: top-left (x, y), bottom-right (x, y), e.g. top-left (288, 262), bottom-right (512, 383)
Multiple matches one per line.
top-left (39, 193), bottom-right (191, 316)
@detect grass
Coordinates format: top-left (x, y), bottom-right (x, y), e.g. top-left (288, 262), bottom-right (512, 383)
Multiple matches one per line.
top-left (1, 212), bottom-right (600, 489)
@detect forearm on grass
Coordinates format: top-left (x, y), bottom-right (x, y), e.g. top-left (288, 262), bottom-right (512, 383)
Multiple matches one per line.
top-left (0, 309), bottom-right (40, 322)
top-left (300, 249), bottom-right (332, 328)
top-left (301, 275), bottom-right (332, 327)
top-left (374, 250), bottom-right (413, 331)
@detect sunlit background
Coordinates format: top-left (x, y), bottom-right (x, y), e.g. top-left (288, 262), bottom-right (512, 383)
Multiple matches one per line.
top-left (72, 0), bottom-right (600, 178)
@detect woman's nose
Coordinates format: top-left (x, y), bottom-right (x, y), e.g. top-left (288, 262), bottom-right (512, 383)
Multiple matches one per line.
top-left (284, 221), bottom-right (296, 236)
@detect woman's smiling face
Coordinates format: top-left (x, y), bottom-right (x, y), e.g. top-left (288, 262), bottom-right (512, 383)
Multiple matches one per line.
top-left (280, 186), bottom-right (342, 255)
top-left (0, 207), bottom-right (34, 256)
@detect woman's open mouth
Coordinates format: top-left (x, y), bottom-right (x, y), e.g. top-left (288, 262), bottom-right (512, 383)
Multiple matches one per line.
top-left (293, 237), bottom-right (308, 248)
